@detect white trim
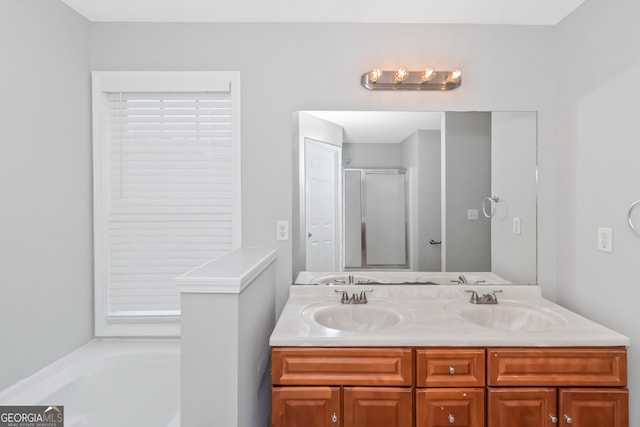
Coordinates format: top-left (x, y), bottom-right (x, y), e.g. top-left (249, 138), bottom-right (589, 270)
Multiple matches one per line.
top-left (92, 71), bottom-right (242, 337)
top-left (176, 248), bottom-right (277, 294)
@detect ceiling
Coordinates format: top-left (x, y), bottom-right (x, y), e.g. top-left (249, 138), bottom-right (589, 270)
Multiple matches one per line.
top-left (60, 0), bottom-right (585, 25)
top-left (305, 111), bottom-right (443, 144)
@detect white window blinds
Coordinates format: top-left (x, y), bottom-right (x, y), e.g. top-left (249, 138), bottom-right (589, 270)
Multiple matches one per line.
top-left (93, 72), bottom-right (241, 336)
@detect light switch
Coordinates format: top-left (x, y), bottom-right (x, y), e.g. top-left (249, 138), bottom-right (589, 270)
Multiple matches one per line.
top-left (467, 209), bottom-right (479, 220)
top-left (597, 227), bottom-right (613, 253)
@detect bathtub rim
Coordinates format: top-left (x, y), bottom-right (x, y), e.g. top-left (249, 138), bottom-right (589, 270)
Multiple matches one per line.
top-left (0, 337), bottom-right (180, 405)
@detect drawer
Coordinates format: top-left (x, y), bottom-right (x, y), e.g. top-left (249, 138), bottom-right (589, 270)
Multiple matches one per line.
top-left (416, 348), bottom-right (485, 387)
top-left (416, 388), bottom-right (485, 427)
top-left (487, 347), bottom-right (627, 386)
top-left (271, 347), bottom-right (413, 386)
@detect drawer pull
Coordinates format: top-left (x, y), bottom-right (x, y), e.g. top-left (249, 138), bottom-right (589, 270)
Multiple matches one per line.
top-left (448, 413), bottom-right (455, 424)
top-left (448, 365), bottom-right (456, 375)
top-left (331, 412), bottom-right (338, 423)
top-left (563, 414), bottom-right (573, 424)
top-left (549, 414), bottom-right (558, 424)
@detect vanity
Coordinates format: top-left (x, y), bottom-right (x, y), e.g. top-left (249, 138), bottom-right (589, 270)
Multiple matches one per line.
top-left (269, 280), bottom-right (629, 427)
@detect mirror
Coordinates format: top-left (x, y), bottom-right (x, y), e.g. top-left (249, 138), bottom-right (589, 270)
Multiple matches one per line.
top-left (293, 111), bottom-right (537, 284)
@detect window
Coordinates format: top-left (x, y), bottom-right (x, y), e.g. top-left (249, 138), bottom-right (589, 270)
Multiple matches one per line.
top-left (92, 72), bottom-right (241, 336)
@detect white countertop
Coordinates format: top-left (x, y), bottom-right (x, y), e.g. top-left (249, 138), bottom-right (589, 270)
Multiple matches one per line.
top-left (269, 284), bottom-right (630, 347)
top-left (295, 271), bottom-right (513, 285)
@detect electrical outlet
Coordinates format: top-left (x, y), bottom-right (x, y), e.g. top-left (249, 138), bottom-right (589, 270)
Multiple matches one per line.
top-left (276, 221), bottom-right (289, 241)
top-left (513, 217), bottom-right (521, 234)
top-left (597, 227), bottom-right (613, 253)
top-left (467, 209), bottom-right (479, 220)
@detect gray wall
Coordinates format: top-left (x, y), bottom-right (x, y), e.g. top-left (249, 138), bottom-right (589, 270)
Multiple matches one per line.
top-left (491, 112), bottom-right (537, 283)
top-left (555, 0), bottom-right (640, 422)
top-left (90, 22), bottom-right (559, 310)
top-left (416, 131), bottom-right (442, 271)
top-left (443, 112), bottom-right (492, 271)
top-left (0, 1), bottom-right (92, 389)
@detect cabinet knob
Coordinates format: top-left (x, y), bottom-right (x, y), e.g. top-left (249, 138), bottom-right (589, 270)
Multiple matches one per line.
top-left (563, 414), bottom-right (573, 424)
top-left (448, 413), bottom-right (455, 424)
top-left (331, 412), bottom-right (338, 423)
top-left (548, 414), bottom-right (558, 424)
top-left (448, 365), bottom-right (456, 375)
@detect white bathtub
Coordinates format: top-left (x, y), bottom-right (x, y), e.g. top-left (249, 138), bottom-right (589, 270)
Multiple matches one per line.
top-left (0, 339), bottom-right (180, 427)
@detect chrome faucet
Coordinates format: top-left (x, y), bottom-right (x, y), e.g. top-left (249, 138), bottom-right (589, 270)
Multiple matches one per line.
top-left (335, 289), bottom-right (373, 304)
top-left (452, 275), bottom-right (469, 284)
top-left (465, 289), bottom-right (503, 304)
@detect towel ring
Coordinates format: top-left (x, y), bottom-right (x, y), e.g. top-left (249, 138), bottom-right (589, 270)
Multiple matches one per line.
top-left (628, 200), bottom-right (640, 236)
top-left (482, 195), bottom-right (500, 218)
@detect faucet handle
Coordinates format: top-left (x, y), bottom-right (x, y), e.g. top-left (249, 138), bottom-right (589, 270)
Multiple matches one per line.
top-left (334, 289), bottom-right (349, 304)
top-left (483, 290), bottom-right (503, 303)
top-left (359, 289), bottom-right (374, 304)
top-left (489, 289), bottom-right (502, 302)
top-left (465, 290), bottom-right (480, 304)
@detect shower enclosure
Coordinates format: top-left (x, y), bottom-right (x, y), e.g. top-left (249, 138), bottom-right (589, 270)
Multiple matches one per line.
top-left (344, 169), bottom-right (409, 269)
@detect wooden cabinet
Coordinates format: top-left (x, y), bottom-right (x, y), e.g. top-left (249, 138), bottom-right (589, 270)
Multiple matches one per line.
top-left (272, 347), bottom-right (413, 386)
top-left (488, 387), bottom-right (557, 427)
top-left (559, 388), bottom-right (629, 427)
top-left (416, 348), bottom-right (485, 387)
top-left (272, 386), bottom-right (411, 427)
top-left (272, 346), bottom-right (628, 427)
top-left (415, 348), bottom-right (486, 427)
top-left (487, 347), bottom-right (627, 387)
top-left (344, 387), bottom-right (412, 427)
top-left (417, 388), bottom-right (485, 427)
top-left (272, 387), bottom-right (340, 427)
top-left (271, 348), bottom-right (413, 427)
top-left (487, 387), bottom-right (629, 427)
top-left (487, 348), bottom-right (628, 427)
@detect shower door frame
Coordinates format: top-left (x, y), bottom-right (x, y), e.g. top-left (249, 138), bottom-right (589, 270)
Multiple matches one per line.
top-left (344, 168), bottom-right (410, 270)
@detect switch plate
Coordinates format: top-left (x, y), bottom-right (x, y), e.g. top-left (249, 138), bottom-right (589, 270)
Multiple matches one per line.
top-left (467, 209), bottom-right (479, 220)
top-left (276, 221), bottom-right (289, 241)
top-left (597, 227), bottom-right (613, 253)
top-left (513, 217), bottom-right (521, 234)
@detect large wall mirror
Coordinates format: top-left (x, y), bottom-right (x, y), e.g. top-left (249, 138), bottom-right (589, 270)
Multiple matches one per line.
top-left (293, 111), bottom-right (537, 284)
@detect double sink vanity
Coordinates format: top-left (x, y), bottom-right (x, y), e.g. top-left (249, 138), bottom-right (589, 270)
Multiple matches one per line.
top-left (269, 272), bottom-right (630, 427)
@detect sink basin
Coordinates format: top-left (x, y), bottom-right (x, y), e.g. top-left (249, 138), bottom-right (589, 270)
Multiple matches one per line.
top-left (309, 274), bottom-right (379, 285)
top-left (303, 303), bottom-right (408, 332)
top-left (453, 302), bottom-right (566, 332)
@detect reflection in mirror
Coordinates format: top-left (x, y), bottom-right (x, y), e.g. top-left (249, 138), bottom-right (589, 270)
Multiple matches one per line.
top-left (293, 111), bottom-right (537, 284)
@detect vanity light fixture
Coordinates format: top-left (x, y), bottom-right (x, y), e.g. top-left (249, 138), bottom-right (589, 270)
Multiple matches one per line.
top-left (394, 67), bottom-right (408, 82)
top-left (361, 66), bottom-right (462, 91)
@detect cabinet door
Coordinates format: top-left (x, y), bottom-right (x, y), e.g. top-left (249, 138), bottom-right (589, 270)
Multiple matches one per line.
top-left (487, 387), bottom-right (556, 427)
top-left (416, 388), bottom-right (484, 427)
top-left (272, 387), bottom-right (340, 427)
top-left (343, 387), bottom-right (412, 427)
top-left (559, 388), bottom-right (628, 427)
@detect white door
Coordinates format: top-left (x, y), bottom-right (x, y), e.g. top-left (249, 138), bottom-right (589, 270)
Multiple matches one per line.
top-left (305, 139), bottom-right (340, 271)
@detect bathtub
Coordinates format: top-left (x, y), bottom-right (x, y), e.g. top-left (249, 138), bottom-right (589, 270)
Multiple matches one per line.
top-left (0, 339), bottom-right (180, 427)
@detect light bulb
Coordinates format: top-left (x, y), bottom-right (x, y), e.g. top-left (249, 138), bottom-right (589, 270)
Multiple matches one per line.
top-left (369, 68), bottom-right (382, 82)
top-left (421, 66), bottom-right (436, 82)
top-left (446, 69), bottom-right (462, 83)
top-left (394, 67), bottom-right (408, 82)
